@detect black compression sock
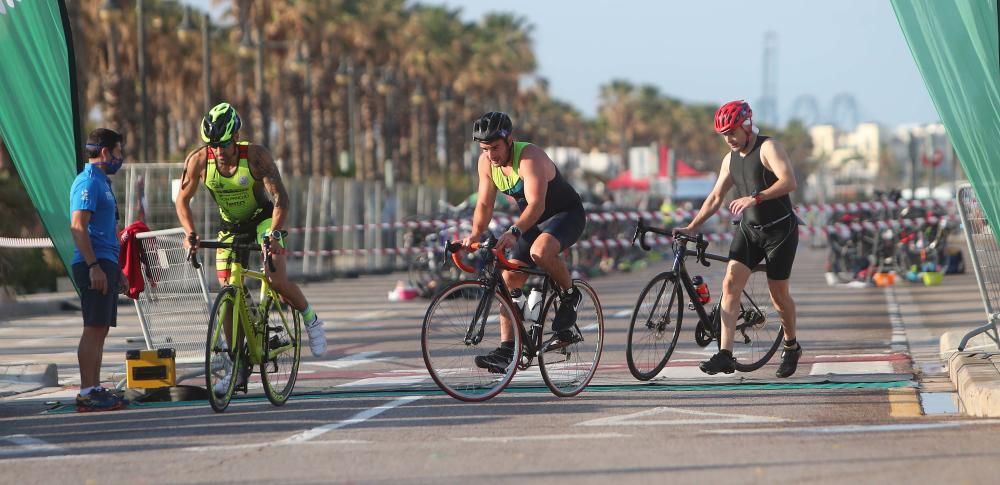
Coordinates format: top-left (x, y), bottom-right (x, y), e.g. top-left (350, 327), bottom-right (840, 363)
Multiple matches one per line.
top-left (500, 341), bottom-right (515, 350)
top-left (783, 338), bottom-right (799, 349)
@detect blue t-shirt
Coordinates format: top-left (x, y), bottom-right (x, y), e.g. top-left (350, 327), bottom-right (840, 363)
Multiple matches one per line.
top-left (70, 164), bottom-right (119, 264)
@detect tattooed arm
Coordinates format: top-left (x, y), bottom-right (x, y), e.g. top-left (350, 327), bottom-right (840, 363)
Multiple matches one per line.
top-left (248, 144), bottom-right (289, 233)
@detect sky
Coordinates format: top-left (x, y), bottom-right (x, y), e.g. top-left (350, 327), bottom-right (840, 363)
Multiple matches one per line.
top-left (191, 0), bottom-right (940, 128)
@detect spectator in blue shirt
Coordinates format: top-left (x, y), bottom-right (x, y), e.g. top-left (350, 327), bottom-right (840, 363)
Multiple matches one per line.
top-left (69, 128), bottom-right (128, 412)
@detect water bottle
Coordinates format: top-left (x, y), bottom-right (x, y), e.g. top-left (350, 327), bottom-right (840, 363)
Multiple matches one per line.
top-left (692, 275), bottom-right (711, 304)
top-left (510, 288), bottom-right (527, 318)
top-left (525, 288), bottom-right (544, 323)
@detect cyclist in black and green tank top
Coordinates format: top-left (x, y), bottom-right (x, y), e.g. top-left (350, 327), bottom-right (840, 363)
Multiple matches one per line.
top-left (176, 102), bottom-right (327, 360)
top-left (461, 112), bottom-right (588, 371)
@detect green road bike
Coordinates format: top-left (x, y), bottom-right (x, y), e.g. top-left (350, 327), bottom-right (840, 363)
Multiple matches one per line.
top-left (190, 232), bottom-right (302, 412)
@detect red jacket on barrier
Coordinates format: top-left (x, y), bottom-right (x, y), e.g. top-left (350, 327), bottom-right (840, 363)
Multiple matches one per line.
top-left (118, 220), bottom-right (150, 299)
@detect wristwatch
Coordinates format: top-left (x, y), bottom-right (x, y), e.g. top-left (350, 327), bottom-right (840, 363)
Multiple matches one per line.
top-left (508, 226), bottom-right (522, 239)
top-left (87, 261), bottom-right (99, 269)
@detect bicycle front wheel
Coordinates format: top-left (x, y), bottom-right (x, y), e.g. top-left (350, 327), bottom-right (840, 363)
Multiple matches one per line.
top-left (626, 272), bottom-right (683, 381)
top-left (538, 280), bottom-right (604, 397)
top-left (206, 286), bottom-right (241, 413)
top-left (421, 281), bottom-right (522, 402)
top-left (260, 295), bottom-right (302, 406)
top-left (731, 268), bottom-right (783, 372)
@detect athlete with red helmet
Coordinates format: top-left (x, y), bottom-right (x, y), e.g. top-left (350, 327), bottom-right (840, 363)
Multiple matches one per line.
top-left (674, 100), bottom-right (803, 377)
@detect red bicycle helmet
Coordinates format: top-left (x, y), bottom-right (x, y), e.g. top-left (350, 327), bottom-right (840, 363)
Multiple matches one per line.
top-left (714, 100), bottom-right (752, 134)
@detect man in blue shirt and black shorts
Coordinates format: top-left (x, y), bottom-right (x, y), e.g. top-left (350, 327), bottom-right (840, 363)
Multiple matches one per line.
top-left (69, 128), bottom-right (129, 412)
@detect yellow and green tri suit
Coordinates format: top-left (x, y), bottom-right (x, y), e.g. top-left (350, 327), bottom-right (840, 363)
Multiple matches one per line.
top-left (205, 142), bottom-right (277, 278)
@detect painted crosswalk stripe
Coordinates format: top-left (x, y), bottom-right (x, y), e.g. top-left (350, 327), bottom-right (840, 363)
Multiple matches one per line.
top-left (0, 434), bottom-right (64, 457)
top-left (313, 351), bottom-right (389, 369)
top-left (282, 396), bottom-right (424, 443)
top-left (809, 361), bottom-right (894, 375)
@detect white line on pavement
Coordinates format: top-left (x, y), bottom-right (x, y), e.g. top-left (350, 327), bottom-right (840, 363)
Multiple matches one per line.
top-left (577, 406), bottom-right (788, 427)
top-left (281, 396), bottom-right (424, 444)
top-left (0, 434), bottom-right (64, 457)
top-left (613, 309), bottom-right (633, 318)
top-left (704, 420), bottom-right (1000, 435)
top-left (454, 432), bottom-right (629, 443)
top-left (313, 351), bottom-right (391, 369)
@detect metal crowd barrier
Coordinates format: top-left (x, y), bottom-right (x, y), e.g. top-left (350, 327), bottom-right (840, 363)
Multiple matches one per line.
top-left (955, 184), bottom-right (1000, 351)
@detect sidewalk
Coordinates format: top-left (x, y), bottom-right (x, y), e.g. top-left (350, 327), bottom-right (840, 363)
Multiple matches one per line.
top-left (888, 266), bottom-right (1000, 417)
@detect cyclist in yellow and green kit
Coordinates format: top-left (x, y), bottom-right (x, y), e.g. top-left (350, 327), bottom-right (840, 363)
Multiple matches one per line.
top-left (176, 103), bottom-right (327, 394)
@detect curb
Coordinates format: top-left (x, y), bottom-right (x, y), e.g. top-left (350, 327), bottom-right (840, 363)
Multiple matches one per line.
top-left (948, 352), bottom-right (1000, 417)
top-left (0, 297), bottom-right (78, 322)
top-left (940, 330), bottom-right (1000, 417)
top-left (0, 363), bottom-right (59, 387)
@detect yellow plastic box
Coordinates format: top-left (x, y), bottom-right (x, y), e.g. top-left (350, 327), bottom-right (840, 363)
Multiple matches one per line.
top-left (125, 348), bottom-right (176, 389)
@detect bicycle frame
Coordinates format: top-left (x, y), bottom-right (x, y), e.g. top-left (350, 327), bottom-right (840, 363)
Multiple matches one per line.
top-left (194, 237), bottom-right (294, 367)
top-left (633, 219), bottom-right (766, 336)
top-left (448, 239), bottom-right (555, 363)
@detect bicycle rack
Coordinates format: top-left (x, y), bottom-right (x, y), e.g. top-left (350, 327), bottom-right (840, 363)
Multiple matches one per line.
top-left (955, 184), bottom-right (1000, 351)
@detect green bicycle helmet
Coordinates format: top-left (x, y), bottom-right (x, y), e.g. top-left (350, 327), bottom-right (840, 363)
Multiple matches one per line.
top-left (200, 102), bottom-right (242, 147)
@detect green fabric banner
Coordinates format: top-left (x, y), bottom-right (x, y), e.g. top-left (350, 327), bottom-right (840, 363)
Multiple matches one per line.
top-left (891, 0), bottom-right (1000, 237)
top-left (0, 0), bottom-right (82, 276)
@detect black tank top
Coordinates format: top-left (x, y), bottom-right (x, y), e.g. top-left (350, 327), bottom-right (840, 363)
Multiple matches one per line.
top-left (730, 135), bottom-right (794, 226)
top-left (512, 168), bottom-right (582, 221)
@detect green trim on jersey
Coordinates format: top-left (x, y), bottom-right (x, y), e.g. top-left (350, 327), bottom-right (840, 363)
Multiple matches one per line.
top-left (490, 141), bottom-right (530, 196)
top-left (205, 141), bottom-right (259, 223)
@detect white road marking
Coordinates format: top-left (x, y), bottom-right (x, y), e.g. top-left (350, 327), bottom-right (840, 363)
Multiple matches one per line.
top-left (0, 434), bottom-right (64, 457)
top-left (183, 439), bottom-right (371, 452)
top-left (577, 406), bottom-right (787, 427)
top-left (336, 374), bottom-right (429, 388)
top-left (454, 433), bottom-right (628, 443)
top-left (580, 323), bottom-right (599, 331)
top-left (613, 309), bottom-right (633, 318)
top-left (313, 351), bottom-right (392, 369)
top-left (704, 420), bottom-right (1000, 435)
top-left (809, 361), bottom-right (894, 375)
top-left (281, 396), bottom-right (423, 443)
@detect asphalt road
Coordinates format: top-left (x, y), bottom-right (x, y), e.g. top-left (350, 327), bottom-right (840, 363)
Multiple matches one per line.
top-left (2, 247), bottom-right (999, 484)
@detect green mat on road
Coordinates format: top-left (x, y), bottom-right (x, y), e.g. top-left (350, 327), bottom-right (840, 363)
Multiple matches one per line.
top-left (42, 380), bottom-right (913, 414)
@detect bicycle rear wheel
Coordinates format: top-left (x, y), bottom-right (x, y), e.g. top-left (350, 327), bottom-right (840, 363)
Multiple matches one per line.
top-left (626, 272), bottom-right (683, 381)
top-left (731, 268), bottom-right (783, 372)
top-left (260, 295), bottom-right (302, 406)
top-left (421, 281), bottom-right (522, 402)
top-left (538, 280), bottom-right (604, 397)
top-left (206, 286), bottom-right (241, 413)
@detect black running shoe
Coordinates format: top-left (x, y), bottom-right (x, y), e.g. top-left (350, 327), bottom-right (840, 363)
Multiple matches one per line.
top-left (552, 286), bottom-right (582, 333)
top-left (474, 345), bottom-right (514, 373)
top-left (775, 344), bottom-right (802, 378)
top-left (542, 330), bottom-right (582, 352)
top-left (699, 351), bottom-right (736, 375)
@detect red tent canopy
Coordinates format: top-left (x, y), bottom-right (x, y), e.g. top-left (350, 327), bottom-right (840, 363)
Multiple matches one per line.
top-left (606, 170), bottom-right (650, 191)
top-left (658, 145), bottom-right (705, 178)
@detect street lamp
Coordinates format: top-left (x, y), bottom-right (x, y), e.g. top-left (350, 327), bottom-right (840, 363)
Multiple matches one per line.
top-left (176, 7), bottom-right (211, 113)
top-left (176, 6), bottom-right (195, 43)
top-left (99, 0), bottom-right (121, 22)
top-left (337, 57), bottom-right (358, 177)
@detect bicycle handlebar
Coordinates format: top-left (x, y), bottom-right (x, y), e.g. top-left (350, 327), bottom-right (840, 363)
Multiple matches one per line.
top-left (631, 218), bottom-right (711, 267)
top-left (188, 230), bottom-right (289, 273)
top-left (446, 235), bottom-right (525, 273)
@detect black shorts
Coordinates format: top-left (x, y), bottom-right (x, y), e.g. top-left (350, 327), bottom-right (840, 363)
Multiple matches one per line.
top-left (72, 259), bottom-right (120, 327)
top-left (728, 217), bottom-right (798, 280)
top-left (510, 205), bottom-right (587, 265)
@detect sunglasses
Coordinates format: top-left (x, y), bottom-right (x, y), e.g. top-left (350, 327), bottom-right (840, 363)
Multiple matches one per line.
top-left (208, 139), bottom-right (235, 149)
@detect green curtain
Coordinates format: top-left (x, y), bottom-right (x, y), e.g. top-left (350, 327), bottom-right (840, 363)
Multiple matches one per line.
top-left (891, 0), bottom-right (1000, 238)
top-left (0, 0), bottom-right (82, 276)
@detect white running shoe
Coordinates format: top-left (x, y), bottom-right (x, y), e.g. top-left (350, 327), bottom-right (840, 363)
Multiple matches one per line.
top-left (305, 316), bottom-right (327, 357)
top-left (213, 365), bottom-right (249, 396)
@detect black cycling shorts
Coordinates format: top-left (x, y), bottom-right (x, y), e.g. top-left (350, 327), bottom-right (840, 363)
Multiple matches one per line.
top-left (510, 205), bottom-right (587, 265)
top-left (728, 217), bottom-right (798, 280)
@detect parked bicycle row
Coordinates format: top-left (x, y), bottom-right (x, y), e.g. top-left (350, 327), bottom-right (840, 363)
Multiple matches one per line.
top-left (823, 201), bottom-right (964, 287)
